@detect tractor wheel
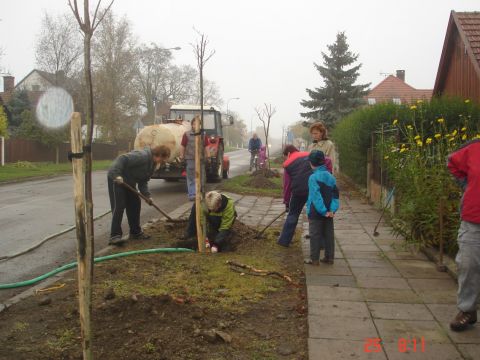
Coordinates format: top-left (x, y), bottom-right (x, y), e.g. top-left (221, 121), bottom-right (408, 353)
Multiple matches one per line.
top-left (222, 169), bottom-right (229, 179)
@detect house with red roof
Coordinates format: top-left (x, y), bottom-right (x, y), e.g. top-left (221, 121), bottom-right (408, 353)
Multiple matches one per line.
top-left (433, 11), bottom-right (480, 102)
top-left (365, 70), bottom-right (432, 106)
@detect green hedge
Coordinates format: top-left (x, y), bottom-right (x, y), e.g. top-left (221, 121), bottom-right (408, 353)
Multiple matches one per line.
top-left (332, 97), bottom-right (480, 186)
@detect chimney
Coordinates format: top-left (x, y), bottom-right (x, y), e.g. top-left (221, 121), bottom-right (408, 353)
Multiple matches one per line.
top-left (55, 70), bottom-right (66, 86)
top-left (396, 70), bottom-right (405, 82)
top-left (3, 75), bottom-right (15, 93)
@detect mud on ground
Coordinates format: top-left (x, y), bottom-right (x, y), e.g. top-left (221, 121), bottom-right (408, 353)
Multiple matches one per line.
top-left (0, 220), bottom-right (307, 360)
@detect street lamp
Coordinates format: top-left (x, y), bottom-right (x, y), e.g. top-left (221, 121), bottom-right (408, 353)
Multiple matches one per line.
top-left (226, 97), bottom-right (240, 147)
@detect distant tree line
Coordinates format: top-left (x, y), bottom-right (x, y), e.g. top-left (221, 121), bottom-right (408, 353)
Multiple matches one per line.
top-left (6, 10), bottom-right (224, 146)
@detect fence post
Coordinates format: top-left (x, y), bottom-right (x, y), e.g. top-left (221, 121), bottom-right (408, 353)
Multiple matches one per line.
top-left (70, 112), bottom-right (94, 359)
top-left (0, 136), bottom-right (4, 166)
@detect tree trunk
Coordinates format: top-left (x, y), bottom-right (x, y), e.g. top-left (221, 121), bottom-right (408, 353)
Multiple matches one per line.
top-left (194, 115), bottom-right (205, 252)
top-left (55, 145), bottom-right (60, 165)
top-left (81, 5), bottom-right (95, 358)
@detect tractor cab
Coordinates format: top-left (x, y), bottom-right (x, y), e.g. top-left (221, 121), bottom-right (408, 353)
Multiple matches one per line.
top-left (167, 104), bottom-right (231, 181)
top-left (168, 104), bottom-right (224, 137)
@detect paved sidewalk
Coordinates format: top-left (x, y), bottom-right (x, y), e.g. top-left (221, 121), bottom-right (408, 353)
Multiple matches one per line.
top-left (303, 194), bottom-right (480, 360)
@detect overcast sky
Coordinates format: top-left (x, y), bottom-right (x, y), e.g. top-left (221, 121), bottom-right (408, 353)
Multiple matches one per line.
top-left (1, 0), bottom-right (478, 137)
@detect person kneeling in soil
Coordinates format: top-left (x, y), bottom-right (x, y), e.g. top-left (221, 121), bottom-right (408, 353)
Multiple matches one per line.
top-left (447, 139), bottom-right (480, 332)
top-left (107, 145), bottom-right (171, 246)
top-left (305, 150), bottom-right (339, 265)
top-left (182, 191), bottom-right (237, 252)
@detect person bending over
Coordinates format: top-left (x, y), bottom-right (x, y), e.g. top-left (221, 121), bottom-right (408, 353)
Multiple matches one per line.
top-left (108, 145), bottom-right (171, 245)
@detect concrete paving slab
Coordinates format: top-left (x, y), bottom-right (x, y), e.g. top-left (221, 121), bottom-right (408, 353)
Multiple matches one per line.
top-left (351, 267), bottom-right (402, 278)
top-left (374, 319), bottom-right (450, 344)
top-left (309, 339), bottom-right (387, 360)
top-left (308, 300), bottom-right (370, 318)
top-left (306, 275), bottom-right (357, 287)
top-left (304, 264), bottom-right (352, 276)
top-left (458, 344), bottom-right (480, 360)
top-left (342, 251), bottom-right (383, 259)
top-left (309, 315), bottom-right (378, 340)
top-left (356, 276), bottom-right (410, 290)
top-left (416, 290), bottom-right (457, 304)
top-left (362, 289), bottom-right (422, 304)
top-left (393, 260), bottom-right (452, 279)
top-left (369, 303), bottom-right (434, 321)
top-left (383, 342), bottom-right (463, 360)
top-left (307, 285), bottom-right (364, 302)
top-left (349, 259), bottom-right (393, 268)
top-left (407, 278), bottom-right (457, 292)
top-left (383, 251), bottom-right (428, 261)
top-left (341, 245), bottom-right (380, 252)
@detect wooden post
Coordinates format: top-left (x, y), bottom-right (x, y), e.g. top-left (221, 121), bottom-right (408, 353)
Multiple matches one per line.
top-left (194, 115), bottom-right (205, 252)
top-left (70, 112), bottom-right (93, 359)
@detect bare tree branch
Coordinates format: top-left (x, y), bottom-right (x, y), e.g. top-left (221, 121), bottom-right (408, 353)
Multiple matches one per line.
top-left (92, 0), bottom-right (114, 31)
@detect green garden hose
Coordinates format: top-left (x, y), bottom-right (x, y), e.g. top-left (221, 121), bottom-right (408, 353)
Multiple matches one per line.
top-left (0, 247), bottom-right (194, 290)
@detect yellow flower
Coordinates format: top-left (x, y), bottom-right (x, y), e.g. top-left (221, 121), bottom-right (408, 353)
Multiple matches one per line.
top-left (392, 119), bottom-right (398, 126)
top-left (452, 129), bottom-right (458, 136)
top-left (426, 138), bottom-right (432, 144)
top-left (417, 100), bottom-right (423, 104)
top-left (410, 105), bottom-right (417, 110)
top-left (437, 118), bottom-right (445, 123)
top-left (400, 148), bottom-right (408, 153)
top-left (407, 125), bottom-right (413, 130)
top-left (416, 140), bottom-right (423, 147)
top-left (461, 127), bottom-right (467, 132)
top-left (476, 134), bottom-right (480, 139)
top-left (401, 143), bottom-right (406, 148)
top-left (384, 155), bottom-right (389, 160)
top-left (449, 137), bottom-right (455, 142)
top-left (414, 135), bottom-right (421, 140)
top-left (434, 133), bottom-right (441, 139)
top-left (465, 99), bottom-right (471, 104)
top-left (462, 134), bottom-right (467, 141)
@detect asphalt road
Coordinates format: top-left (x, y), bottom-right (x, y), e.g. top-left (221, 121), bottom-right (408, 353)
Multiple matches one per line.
top-left (0, 149), bottom-right (251, 301)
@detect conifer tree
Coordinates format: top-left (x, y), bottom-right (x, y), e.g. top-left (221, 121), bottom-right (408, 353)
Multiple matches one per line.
top-left (301, 32), bottom-right (370, 126)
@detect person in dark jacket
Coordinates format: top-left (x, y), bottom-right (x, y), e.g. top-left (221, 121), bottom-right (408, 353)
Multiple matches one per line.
top-left (182, 191), bottom-right (237, 252)
top-left (248, 133), bottom-right (262, 171)
top-left (108, 145), bottom-right (171, 245)
top-left (448, 139), bottom-right (480, 331)
top-left (277, 145), bottom-right (312, 247)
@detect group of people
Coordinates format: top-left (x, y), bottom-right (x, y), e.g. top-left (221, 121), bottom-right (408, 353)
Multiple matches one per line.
top-left (103, 119), bottom-right (480, 334)
top-left (278, 122), bottom-right (338, 264)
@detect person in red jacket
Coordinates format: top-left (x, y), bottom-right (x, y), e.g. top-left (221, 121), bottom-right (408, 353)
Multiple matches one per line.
top-left (448, 139), bottom-right (480, 332)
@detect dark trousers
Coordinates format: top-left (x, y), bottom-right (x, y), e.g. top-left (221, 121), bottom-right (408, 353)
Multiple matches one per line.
top-left (186, 204), bottom-right (232, 250)
top-left (277, 194), bottom-right (308, 246)
top-left (108, 177), bottom-right (142, 238)
top-left (309, 217), bottom-right (334, 261)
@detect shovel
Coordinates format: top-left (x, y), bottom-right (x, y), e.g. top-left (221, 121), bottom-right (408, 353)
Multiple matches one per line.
top-left (255, 210), bottom-right (287, 239)
top-left (119, 181), bottom-right (186, 223)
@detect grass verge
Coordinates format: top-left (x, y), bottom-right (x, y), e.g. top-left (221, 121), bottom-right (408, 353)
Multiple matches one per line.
top-left (0, 160), bottom-right (112, 183)
top-left (221, 173), bottom-right (282, 197)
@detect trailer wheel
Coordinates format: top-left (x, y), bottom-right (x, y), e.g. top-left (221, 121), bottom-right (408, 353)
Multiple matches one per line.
top-left (222, 169), bottom-right (228, 179)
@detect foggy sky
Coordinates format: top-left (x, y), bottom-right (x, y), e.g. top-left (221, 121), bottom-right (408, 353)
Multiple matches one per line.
top-left (1, 0), bottom-right (478, 137)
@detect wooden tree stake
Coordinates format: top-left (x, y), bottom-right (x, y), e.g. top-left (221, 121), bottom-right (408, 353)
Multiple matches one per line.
top-left (194, 115), bottom-right (205, 252)
top-left (70, 112), bottom-right (93, 360)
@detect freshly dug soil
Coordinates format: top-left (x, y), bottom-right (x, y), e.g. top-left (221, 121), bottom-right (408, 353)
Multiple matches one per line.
top-left (0, 219), bottom-right (307, 360)
top-left (244, 174), bottom-right (277, 189)
top-left (250, 169), bottom-right (280, 178)
top-left (169, 220), bottom-right (258, 251)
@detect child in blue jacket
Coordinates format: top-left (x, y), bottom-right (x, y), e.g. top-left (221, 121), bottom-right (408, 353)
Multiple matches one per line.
top-left (305, 150), bottom-right (339, 265)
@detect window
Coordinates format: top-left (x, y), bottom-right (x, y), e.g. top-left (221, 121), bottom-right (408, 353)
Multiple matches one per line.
top-left (368, 98), bottom-right (376, 105)
top-left (392, 98), bottom-right (401, 105)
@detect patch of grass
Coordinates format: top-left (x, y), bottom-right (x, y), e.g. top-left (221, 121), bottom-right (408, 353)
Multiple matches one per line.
top-left (11, 321), bottom-right (29, 333)
top-left (98, 229), bottom-right (289, 311)
top-left (143, 342), bottom-right (156, 354)
top-left (46, 329), bottom-right (76, 352)
top-left (0, 160), bottom-right (111, 183)
top-left (221, 174), bottom-right (282, 197)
